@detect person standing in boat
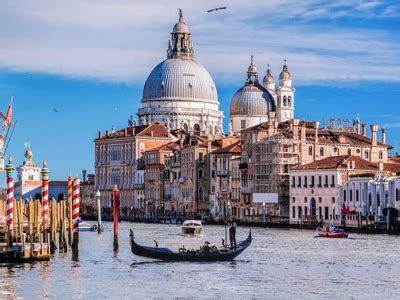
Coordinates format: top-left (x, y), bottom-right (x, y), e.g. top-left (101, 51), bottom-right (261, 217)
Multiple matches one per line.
top-left (229, 218), bottom-right (237, 250)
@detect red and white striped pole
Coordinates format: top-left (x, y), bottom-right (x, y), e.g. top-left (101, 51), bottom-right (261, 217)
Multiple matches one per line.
top-left (41, 161), bottom-right (49, 243)
top-left (5, 157), bottom-right (15, 247)
top-left (113, 185), bottom-right (119, 251)
top-left (72, 177), bottom-right (80, 260)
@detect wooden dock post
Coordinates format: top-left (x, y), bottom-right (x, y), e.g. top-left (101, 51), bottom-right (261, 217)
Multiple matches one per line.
top-left (72, 177), bottom-right (80, 261)
top-left (50, 198), bottom-right (57, 254)
top-left (5, 156), bottom-right (15, 247)
top-left (96, 190), bottom-right (102, 234)
top-left (59, 199), bottom-right (67, 252)
top-left (67, 176), bottom-right (73, 247)
top-left (113, 185), bottom-right (119, 251)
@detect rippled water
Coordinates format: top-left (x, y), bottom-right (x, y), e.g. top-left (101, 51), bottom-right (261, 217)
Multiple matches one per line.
top-left (1, 222), bottom-right (399, 299)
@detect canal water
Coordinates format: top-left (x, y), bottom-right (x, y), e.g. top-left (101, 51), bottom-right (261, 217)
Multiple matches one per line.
top-left (1, 222), bottom-right (399, 299)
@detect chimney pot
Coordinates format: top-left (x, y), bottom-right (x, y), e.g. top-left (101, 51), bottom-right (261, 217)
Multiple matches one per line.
top-left (361, 124), bottom-right (367, 136)
top-left (381, 127), bottom-right (386, 144)
top-left (98, 131), bottom-right (102, 139)
top-left (106, 130), bottom-right (110, 137)
top-left (370, 124), bottom-right (378, 146)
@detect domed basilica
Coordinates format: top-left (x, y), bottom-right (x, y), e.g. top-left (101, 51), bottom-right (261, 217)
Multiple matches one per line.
top-left (138, 10), bottom-right (223, 136)
top-left (230, 57), bottom-right (295, 135)
top-left (137, 10), bottom-right (295, 136)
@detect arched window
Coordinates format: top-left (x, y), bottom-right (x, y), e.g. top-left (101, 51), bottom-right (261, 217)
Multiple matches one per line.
top-left (308, 146), bottom-right (313, 156)
top-left (198, 187), bottom-right (204, 201)
top-left (350, 190), bottom-right (353, 201)
top-left (198, 169), bottom-right (203, 179)
top-left (320, 147), bottom-right (324, 157)
top-left (347, 148), bottom-right (352, 155)
top-left (288, 96), bottom-right (292, 107)
top-left (379, 151), bottom-right (383, 160)
top-left (193, 124), bottom-right (200, 136)
top-left (283, 96), bottom-right (287, 107)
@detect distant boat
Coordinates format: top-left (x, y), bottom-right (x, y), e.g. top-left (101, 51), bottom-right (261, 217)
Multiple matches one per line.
top-left (181, 220), bottom-right (202, 235)
top-left (77, 219), bottom-right (102, 232)
top-left (129, 229), bottom-right (252, 262)
top-left (316, 226), bottom-right (348, 238)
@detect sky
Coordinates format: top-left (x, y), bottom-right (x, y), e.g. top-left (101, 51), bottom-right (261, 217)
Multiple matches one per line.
top-left (0, 0), bottom-right (399, 182)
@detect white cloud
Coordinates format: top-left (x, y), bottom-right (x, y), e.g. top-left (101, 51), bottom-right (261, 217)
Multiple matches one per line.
top-left (0, 0), bottom-right (399, 85)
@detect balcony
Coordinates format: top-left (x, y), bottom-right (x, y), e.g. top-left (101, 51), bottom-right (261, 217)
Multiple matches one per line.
top-left (217, 191), bottom-right (229, 198)
top-left (217, 169), bottom-right (231, 177)
top-left (241, 187), bottom-right (252, 194)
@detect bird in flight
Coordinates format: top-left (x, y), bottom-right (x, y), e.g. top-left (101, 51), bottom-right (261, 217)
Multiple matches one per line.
top-left (53, 109), bottom-right (59, 113)
top-left (207, 6), bottom-right (227, 13)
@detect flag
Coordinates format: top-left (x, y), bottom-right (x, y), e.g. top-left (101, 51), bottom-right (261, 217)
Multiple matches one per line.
top-left (342, 202), bottom-right (349, 215)
top-left (1, 97), bottom-right (13, 128)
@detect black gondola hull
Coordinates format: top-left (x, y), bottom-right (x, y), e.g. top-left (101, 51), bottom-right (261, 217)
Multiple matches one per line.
top-left (129, 229), bottom-right (252, 262)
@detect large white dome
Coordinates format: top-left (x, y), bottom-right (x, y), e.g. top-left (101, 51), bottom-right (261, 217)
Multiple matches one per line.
top-left (142, 58), bottom-right (218, 104)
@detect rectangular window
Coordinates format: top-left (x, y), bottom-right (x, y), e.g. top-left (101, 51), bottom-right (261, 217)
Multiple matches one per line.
top-left (318, 197), bottom-right (322, 203)
top-left (318, 176), bottom-right (322, 187)
top-left (292, 197), bottom-right (295, 203)
top-left (310, 176), bottom-right (315, 188)
top-left (324, 207), bottom-right (329, 220)
top-left (324, 175), bottom-right (329, 187)
top-left (331, 175), bottom-right (335, 187)
top-left (297, 176), bottom-right (301, 188)
top-left (241, 120), bottom-right (246, 129)
top-left (304, 176), bottom-right (308, 187)
top-left (292, 176), bottom-right (296, 187)
top-left (298, 206), bottom-right (302, 218)
top-left (304, 197), bottom-right (307, 203)
top-left (304, 207), bottom-right (308, 216)
top-left (292, 206), bottom-right (296, 218)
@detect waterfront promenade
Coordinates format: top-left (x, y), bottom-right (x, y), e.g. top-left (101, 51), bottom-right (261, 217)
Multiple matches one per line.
top-left (1, 222), bottom-right (399, 299)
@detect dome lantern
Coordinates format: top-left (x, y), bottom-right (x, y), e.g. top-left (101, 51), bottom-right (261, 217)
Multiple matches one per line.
top-left (279, 59), bottom-right (293, 87)
top-left (168, 9), bottom-right (194, 59)
top-left (263, 64), bottom-right (276, 91)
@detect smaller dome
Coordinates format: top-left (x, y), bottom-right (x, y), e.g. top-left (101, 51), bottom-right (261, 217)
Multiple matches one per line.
top-left (173, 22), bottom-right (189, 33)
top-left (263, 65), bottom-right (275, 84)
top-left (279, 61), bottom-right (292, 81)
top-left (231, 85), bottom-right (273, 116)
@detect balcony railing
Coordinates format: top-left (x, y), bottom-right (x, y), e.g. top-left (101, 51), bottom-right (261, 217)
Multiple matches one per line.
top-left (217, 170), bottom-right (231, 177)
top-left (241, 187), bottom-right (252, 194)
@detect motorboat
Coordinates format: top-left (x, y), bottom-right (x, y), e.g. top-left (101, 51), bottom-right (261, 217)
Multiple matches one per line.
top-left (77, 218), bottom-right (102, 232)
top-left (316, 226), bottom-right (348, 238)
top-left (129, 229), bottom-right (252, 262)
top-left (181, 220), bottom-right (202, 235)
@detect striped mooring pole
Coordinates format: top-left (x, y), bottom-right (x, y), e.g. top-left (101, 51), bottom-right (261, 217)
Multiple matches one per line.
top-left (113, 185), bottom-right (119, 251)
top-left (5, 157), bottom-right (15, 247)
top-left (72, 177), bottom-right (80, 260)
top-left (67, 175), bottom-right (73, 246)
top-left (41, 160), bottom-right (49, 242)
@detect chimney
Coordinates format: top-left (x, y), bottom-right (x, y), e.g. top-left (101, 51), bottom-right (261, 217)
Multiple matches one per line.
top-left (300, 123), bottom-right (306, 141)
top-left (378, 161), bottom-right (384, 171)
top-left (361, 124), bottom-right (367, 136)
top-left (351, 160), bottom-right (355, 170)
top-left (346, 161), bottom-right (351, 169)
top-left (314, 121), bottom-right (319, 143)
top-left (124, 128), bottom-right (128, 137)
top-left (150, 131), bottom-right (154, 137)
top-left (370, 124), bottom-right (378, 146)
top-left (82, 170), bottom-right (87, 182)
top-left (98, 131), bottom-right (102, 139)
top-left (381, 127), bottom-right (386, 144)
top-left (105, 130), bottom-right (110, 137)
top-left (293, 119), bottom-right (299, 140)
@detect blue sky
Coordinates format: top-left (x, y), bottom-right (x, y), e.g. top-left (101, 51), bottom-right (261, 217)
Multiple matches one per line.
top-left (0, 0), bottom-right (399, 182)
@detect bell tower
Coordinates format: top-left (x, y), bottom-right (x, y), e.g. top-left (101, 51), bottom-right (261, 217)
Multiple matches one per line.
top-left (276, 60), bottom-right (295, 123)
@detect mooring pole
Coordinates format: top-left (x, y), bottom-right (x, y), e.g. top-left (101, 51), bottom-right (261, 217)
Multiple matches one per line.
top-left (113, 185), bottom-right (119, 251)
top-left (96, 190), bottom-right (102, 234)
top-left (41, 161), bottom-right (50, 243)
top-left (72, 177), bottom-right (80, 261)
top-left (67, 176), bottom-right (73, 246)
top-left (5, 157), bottom-right (15, 247)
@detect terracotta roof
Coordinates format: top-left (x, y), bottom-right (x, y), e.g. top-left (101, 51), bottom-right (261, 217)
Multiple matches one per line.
top-left (291, 155), bottom-right (400, 172)
top-left (146, 141), bottom-right (181, 153)
top-left (96, 123), bottom-right (170, 140)
top-left (212, 141), bottom-right (242, 154)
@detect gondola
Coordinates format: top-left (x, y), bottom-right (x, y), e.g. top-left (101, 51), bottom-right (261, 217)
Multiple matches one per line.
top-left (129, 229), bottom-right (252, 262)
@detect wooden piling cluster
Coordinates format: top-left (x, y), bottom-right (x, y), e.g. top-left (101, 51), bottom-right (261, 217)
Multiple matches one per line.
top-left (0, 158), bottom-right (81, 262)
